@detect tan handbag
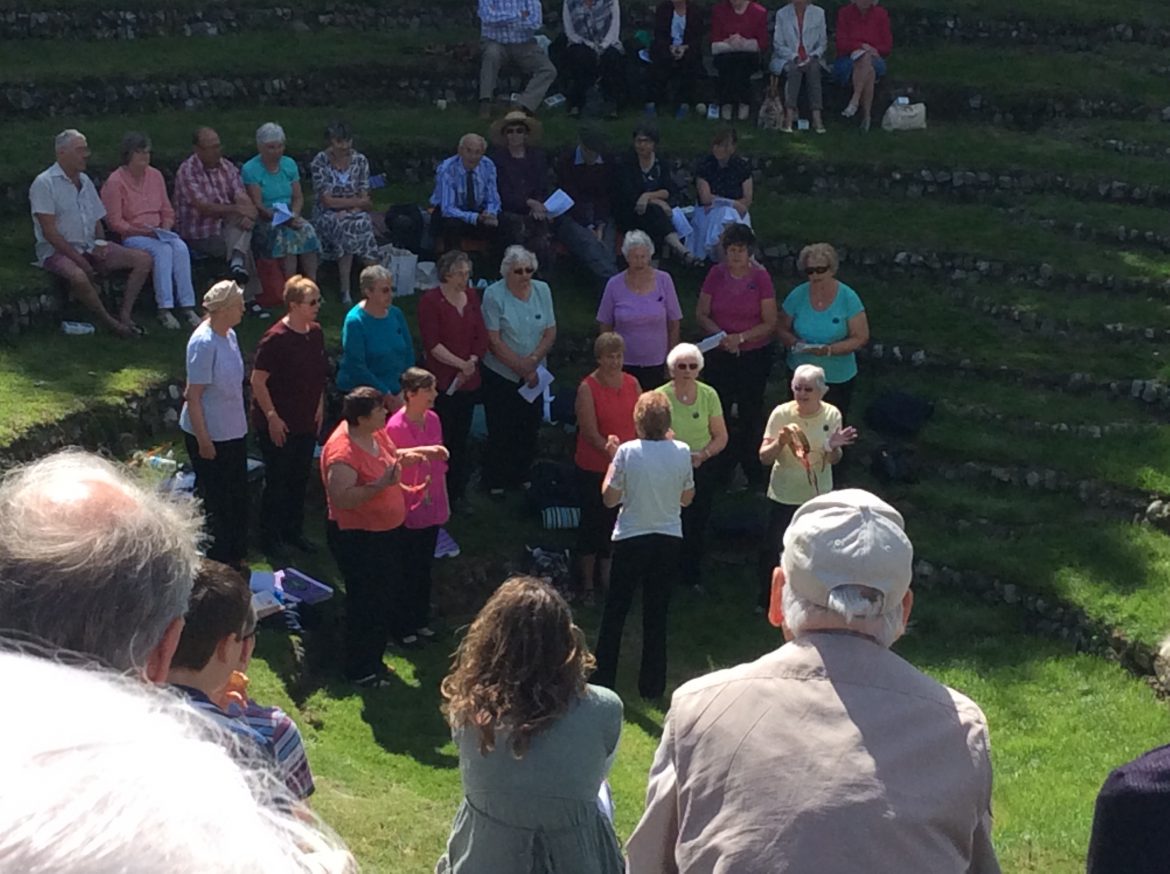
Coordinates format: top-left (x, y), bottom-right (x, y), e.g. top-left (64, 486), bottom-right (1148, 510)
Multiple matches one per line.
top-left (881, 102), bottom-right (927, 132)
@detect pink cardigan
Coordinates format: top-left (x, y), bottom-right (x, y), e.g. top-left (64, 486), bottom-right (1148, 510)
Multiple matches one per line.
top-left (100, 165), bottom-right (175, 236)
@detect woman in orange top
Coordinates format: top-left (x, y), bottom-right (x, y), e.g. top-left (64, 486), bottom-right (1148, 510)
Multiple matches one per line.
top-left (321, 386), bottom-right (444, 686)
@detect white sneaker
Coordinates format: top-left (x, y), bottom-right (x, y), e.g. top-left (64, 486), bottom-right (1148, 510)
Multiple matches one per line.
top-left (720, 103), bottom-right (733, 120)
top-left (181, 308), bottom-right (202, 328)
top-left (157, 310), bottom-right (181, 330)
top-left (841, 102), bottom-right (859, 118)
top-left (737, 103), bottom-right (750, 121)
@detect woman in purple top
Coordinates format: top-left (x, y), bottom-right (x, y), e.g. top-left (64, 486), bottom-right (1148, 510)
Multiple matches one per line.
top-left (384, 367), bottom-right (451, 647)
top-left (597, 230), bottom-right (682, 390)
top-left (695, 223), bottom-right (777, 486)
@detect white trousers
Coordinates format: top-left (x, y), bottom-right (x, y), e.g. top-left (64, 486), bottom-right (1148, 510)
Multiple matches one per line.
top-left (122, 233), bottom-right (196, 308)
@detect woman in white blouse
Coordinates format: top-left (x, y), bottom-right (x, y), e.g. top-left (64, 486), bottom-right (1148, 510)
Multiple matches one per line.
top-left (769, 0), bottom-right (828, 133)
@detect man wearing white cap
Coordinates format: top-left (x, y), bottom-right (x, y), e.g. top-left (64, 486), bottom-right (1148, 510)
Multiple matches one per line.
top-left (626, 489), bottom-right (1001, 873)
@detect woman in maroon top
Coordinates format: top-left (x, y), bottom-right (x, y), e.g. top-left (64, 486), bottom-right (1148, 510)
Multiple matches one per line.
top-left (709, 0), bottom-right (770, 121)
top-left (574, 332), bottom-right (640, 604)
top-left (417, 250), bottom-right (489, 505)
top-left (249, 274), bottom-right (330, 554)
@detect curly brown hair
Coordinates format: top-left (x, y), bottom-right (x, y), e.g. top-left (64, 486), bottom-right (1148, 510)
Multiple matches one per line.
top-left (440, 576), bottom-right (596, 758)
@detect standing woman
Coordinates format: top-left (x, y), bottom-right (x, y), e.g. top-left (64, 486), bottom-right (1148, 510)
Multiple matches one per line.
top-left (417, 250), bottom-right (489, 507)
top-left (179, 280), bottom-right (249, 570)
top-left (709, 0), bottom-right (769, 122)
top-left (695, 223), bottom-right (777, 486)
top-left (756, 364), bottom-right (856, 611)
top-left (481, 246), bottom-right (557, 499)
top-left (384, 368), bottom-right (451, 645)
top-left (437, 577), bottom-right (624, 873)
top-left (310, 121), bottom-right (379, 305)
top-left (778, 243), bottom-right (869, 423)
top-left (336, 265), bottom-right (415, 411)
top-left (574, 333), bottom-right (640, 605)
top-left (100, 131), bottom-right (200, 330)
top-left (593, 391), bottom-right (694, 700)
top-left (657, 343), bottom-right (728, 593)
top-left (614, 123), bottom-right (692, 263)
top-left (249, 274), bottom-right (329, 554)
top-left (242, 122), bottom-right (320, 281)
top-left (688, 128), bottom-right (753, 263)
top-left (596, 230), bottom-right (682, 390)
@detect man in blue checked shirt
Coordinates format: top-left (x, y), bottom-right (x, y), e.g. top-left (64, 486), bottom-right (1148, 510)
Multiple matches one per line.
top-left (430, 133), bottom-right (503, 253)
top-left (478, 0), bottom-right (557, 116)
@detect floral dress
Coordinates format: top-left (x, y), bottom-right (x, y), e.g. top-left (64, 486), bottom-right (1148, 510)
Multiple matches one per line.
top-left (309, 150), bottom-right (380, 262)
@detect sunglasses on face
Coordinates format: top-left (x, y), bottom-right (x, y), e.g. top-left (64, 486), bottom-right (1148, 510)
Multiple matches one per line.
top-left (806, 265), bottom-right (831, 276)
top-left (512, 267), bottom-right (535, 275)
top-left (505, 127), bottom-right (528, 135)
top-left (676, 362), bottom-right (700, 370)
top-left (301, 297), bottom-right (321, 306)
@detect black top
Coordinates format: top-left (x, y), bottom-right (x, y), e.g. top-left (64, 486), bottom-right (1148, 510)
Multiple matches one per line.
top-left (1087, 743), bottom-right (1170, 874)
top-left (614, 152), bottom-right (677, 225)
top-left (695, 153), bottom-right (751, 200)
top-left (651, 0), bottom-right (706, 63)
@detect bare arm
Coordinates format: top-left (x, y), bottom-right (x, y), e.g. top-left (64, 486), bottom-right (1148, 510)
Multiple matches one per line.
top-left (35, 213), bottom-right (91, 271)
top-left (325, 460), bottom-right (399, 510)
top-left (736, 177), bottom-right (754, 215)
top-left (776, 309), bottom-right (798, 348)
top-left (830, 311), bottom-right (870, 355)
top-left (575, 381), bottom-right (609, 456)
top-left (698, 415), bottom-right (729, 461)
top-left (668, 318), bottom-right (681, 351)
top-left (246, 183), bottom-right (272, 221)
top-left (184, 384), bottom-right (216, 459)
top-left (250, 369), bottom-right (288, 448)
top-left (695, 292), bottom-right (720, 336)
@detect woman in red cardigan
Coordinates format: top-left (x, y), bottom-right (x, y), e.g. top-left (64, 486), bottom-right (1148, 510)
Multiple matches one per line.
top-left (833, 0), bottom-right (892, 131)
top-left (709, 0), bottom-right (769, 122)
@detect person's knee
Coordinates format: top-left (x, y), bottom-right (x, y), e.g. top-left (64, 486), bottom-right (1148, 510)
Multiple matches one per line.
top-left (481, 40), bottom-right (504, 67)
top-left (130, 249), bottom-right (153, 272)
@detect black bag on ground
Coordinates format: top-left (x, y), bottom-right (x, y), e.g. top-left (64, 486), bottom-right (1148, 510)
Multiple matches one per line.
top-left (870, 443), bottom-right (919, 484)
top-left (525, 459), bottom-right (580, 512)
top-left (864, 390), bottom-right (935, 439)
top-left (384, 204), bottom-right (425, 252)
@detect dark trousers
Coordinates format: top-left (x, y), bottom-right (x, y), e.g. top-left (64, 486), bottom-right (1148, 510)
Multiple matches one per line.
top-left (624, 363), bottom-right (666, 392)
top-left (256, 430), bottom-right (316, 546)
top-left (757, 500), bottom-right (798, 609)
top-left (650, 53), bottom-right (702, 107)
top-left (713, 52), bottom-right (760, 106)
top-left (680, 459), bottom-right (722, 588)
top-left (593, 533), bottom-right (680, 700)
top-left (703, 343), bottom-right (775, 486)
top-left (184, 433), bottom-right (248, 565)
top-left (327, 522), bottom-right (404, 679)
top-left (499, 212), bottom-right (554, 272)
top-left (433, 214), bottom-right (503, 263)
top-left (399, 525), bottom-right (439, 631)
top-left (563, 43), bottom-right (626, 109)
top-left (555, 217), bottom-right (619, 281)
top-left (481, 366), bottom-right (543, 490)
top-left (828, 377), bottom-right (855, 425)
top-left (435, 387), bottom-right (480, 501)
top-left (575, 466), bottom-right (617, 556)
top-left (620, 202), bottom-right (675, 251)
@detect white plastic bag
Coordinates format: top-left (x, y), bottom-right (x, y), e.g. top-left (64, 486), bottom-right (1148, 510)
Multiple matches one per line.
top-left (881, 102), bottom-right (927, 132)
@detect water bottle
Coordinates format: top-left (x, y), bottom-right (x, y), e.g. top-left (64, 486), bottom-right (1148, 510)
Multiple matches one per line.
top-left (145, 455), bottom-right (179, 474)
top-left (61, 321), bottom-right (95, 335)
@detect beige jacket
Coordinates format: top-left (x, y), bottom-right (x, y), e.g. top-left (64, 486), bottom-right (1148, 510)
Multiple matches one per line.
top-left (626, 632), bottom-right (1000, 874)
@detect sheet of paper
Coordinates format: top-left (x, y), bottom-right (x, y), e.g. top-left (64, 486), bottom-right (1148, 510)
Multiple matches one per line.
top-left (543, 188), bottom-right (575, 219)
top-left (153, 228), bottom-right (180, 241)
top-left (671, 206), bottom-right (693, 239)
top-left (518, 365), bottom-right (554, 403)
top-left (271, 202), bottom-right (295, 227)
top-left (446, 374), bottom-right (463, 397)
top-left (792, 341), bottom-right (828, 354)
top-left (696, 331), bottom-right (727, 353)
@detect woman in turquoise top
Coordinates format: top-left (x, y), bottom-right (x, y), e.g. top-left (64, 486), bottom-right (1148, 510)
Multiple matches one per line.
top-left (336, 265), bottom-right (414, 408)
top-left (437, 576), bottom-right (624, 874)
top-left (242, 122), bottom-right (321, 280)
top-left (778, 242), bottom-right (869, 422)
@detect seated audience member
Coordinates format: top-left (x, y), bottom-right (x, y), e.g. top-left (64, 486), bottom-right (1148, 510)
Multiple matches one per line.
top-left (173, 126), bottom-right (266, 316)
top-left (384, 368), bottom-right (451, 645)
top-left (101, 131), bottom-right (201, 331)
top-left (614, 123), bottom-right (692, 263)
top-left (478, 0), bottom-right (558, 117)
top-left (310, 120), bottom-right (379, 305)
top-left (336, 265), bottom-right (415, 409)
top-left (0, 448), bottom-right (201, 681)
top-left (593, 391), bottom-right (695, 701)
top-left (436, 576), bottom-right (624, 873)
top-left (0, 651), bottom-right (354, 873)
top-left (835, 0), bottom-right (892, 132)
top-left (688, 127), bottom-right (753, 262)
top-left (769, 0), bottom-right (828, 133)
top-left (168, 558), bottom-right (315, 800)
top-left (627, 489), bottom-right (1001, 874)
top-left (242, 122), bottom-right (321, 281)
top-left (553, 124), bottom-right (620, 280)
top-left (430, 133), bottom-right (502, 254)
top-left (648, 0), bottom-right (705, 119)
top-left (488, 111), bottom-right (553, 270)
top-left (561, 0), bottom-right (624, 118)
top-left (709, 0), bottom-right (769, 122)
top-left (756, 363), bottom-right (856, 610)
top-left (29, 129), bottom-right (151, 337)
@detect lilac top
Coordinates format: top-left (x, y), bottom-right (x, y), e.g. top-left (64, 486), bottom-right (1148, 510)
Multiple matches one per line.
top-left (596, 270), bottom-right (683, 367)
top-left (385, 408), bottom-right (450, 529)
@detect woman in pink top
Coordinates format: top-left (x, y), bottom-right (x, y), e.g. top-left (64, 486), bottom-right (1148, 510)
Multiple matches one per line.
top-left (100, 132), bottom-right (199, 330)
top-left (385, 368), bottom-right (451, 647)
top-left (695, 223), bottom-right (778, 486)
top-left (597, 230), bottom-right (682, 391)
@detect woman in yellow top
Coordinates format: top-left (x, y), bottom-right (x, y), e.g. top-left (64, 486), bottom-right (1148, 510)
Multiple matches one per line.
top-left (756, 363), bottom-right (856, 611)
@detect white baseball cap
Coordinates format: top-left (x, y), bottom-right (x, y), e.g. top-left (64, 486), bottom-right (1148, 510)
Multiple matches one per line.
top-left (781, 489), bottom-right (914, 608)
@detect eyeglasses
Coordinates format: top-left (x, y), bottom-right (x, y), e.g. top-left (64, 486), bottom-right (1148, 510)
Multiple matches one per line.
top-left (675, 362), bottom-right (700, 370)
top-left (806, 265), bottom-right (831, 276)
top-left (504, 127), bottom-right (528, 135)
top-left (301, 298), bottom-right (321, 306)
top-left (512, 267), bottom-right (535, 275)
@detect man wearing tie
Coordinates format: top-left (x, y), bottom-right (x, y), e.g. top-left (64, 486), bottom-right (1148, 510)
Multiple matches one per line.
top-left (431, 133), bottom-right (502, 256)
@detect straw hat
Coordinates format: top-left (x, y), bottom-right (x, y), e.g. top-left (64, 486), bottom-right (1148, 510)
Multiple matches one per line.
top-left (489, 110), bottom-right (544, 147)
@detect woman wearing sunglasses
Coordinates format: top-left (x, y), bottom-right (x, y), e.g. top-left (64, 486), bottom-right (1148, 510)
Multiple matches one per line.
top-left (250, 274), bottom-right (330, 555)
top-left (777, 242), bottom-right (869, 422)
top-left (481, 245), bottom-right (557, 498)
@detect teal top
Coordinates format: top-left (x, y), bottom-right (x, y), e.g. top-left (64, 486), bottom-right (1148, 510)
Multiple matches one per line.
top-left (436, 684), bottom-right (625, 874)
top-left (482, 278), bottom-right (556, 382)
top-left (336, 303), bottom-right (414, 395)
top-left (241, 154), bottom-right (300, 209)
top-left (782, 280), bottom-right (866, 384)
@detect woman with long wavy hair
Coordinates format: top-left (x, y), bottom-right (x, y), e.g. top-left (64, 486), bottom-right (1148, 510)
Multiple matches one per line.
top-left (436, 576), bottom-right (624, 874)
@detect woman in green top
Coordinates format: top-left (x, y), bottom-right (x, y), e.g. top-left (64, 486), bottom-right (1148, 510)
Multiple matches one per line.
top-left (437, 576), bottom-right (624, 874)
top-left (658, 342), bottom-right (728, 592)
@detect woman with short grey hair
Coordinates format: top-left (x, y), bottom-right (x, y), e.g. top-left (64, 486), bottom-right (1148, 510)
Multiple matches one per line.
top-left (597, 230), bottom-right (682, 390)
top-left (336, 264), bottom-right (414, 412)
top-left (242, 121), bottom-right (320, 283)
top-left (481, 245), bottom-right (557, 498)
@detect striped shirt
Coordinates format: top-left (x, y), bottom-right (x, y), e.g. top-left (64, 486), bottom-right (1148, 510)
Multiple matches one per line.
top-left (234, 699), bottom-right (316, 800)
top-left (430, 155), bottom-right (501, 225)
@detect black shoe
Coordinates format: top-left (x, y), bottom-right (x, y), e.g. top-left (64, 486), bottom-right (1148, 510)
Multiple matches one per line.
top-left (285, 535), bottom-right (317, 554)
top-left (246, 301), bottom-right (271, 319)
top-left (231, 265), bottom-right (250, 286)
